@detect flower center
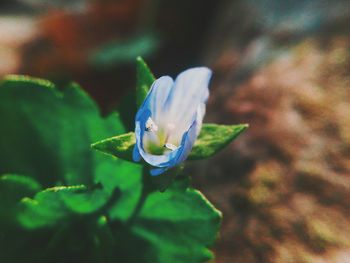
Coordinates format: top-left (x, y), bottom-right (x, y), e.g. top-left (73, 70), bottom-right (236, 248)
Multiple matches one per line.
top-left (143, 117), bottom-right (179, 155)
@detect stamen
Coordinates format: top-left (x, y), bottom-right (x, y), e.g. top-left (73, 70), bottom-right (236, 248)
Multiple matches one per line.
top-left (164, 143), bottom-right (178, 151)
top-left (145, 117), bottom-right (158, 132)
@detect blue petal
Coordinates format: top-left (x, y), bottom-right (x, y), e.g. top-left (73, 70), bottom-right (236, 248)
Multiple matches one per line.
top-left (132, 144), bottom-right (141, 162)
top-left (139, 76), bottom-right (173, 123)
top-left (150, 167), bottom-right (167, 176)
top-left (134, 68), bottom-right (211, 176)
top-left (164, 67), bottom-right (212, 134)
top-left (172, 118), bottom-right (198, 165)
top-left (134, 76), bottom-right (177, 168)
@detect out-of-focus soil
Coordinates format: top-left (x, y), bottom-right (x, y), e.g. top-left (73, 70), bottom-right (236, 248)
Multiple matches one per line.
top-left (194, 37), bottom-right (350, 262)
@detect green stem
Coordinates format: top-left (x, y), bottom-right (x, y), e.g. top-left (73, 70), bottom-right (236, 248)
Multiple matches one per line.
top-left (127, 166), bottom-right (154, 226)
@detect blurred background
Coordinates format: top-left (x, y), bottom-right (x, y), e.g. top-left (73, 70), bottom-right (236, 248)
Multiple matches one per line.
top-left (1, 0), bottom-right (350, 262)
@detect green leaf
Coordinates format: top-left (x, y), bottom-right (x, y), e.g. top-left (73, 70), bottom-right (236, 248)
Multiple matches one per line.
top-left (136, 56), bottom-right (156, 107)
top-left (188, 123), bottom-right (249, 160)
top-left (18, 185), bottom-right (83, 229)
top-left (0, 174), bottom-right (41, 196)
top-left (113, 181), bottom-right (222, 263)
top-left (90, 34), bottom-right (159, 68)
top-left (91, 123), bottom-right (248, 162)
top-left (0, 174), bottom-right (41, 225)
top-left (106, 57), bottom-right (155, 130)
top-left (0, 75), bottom-right (132, 185)
top-left (91, 132), bottom-right (136, 162)
top-left (0, 74), bottom-right (143, 227)
top-left (0, 74), bottom-right (222, 263)
top-left (95, 157), bottom-right (142, 222)
top-left (17, 184), bottom-right (115, 229)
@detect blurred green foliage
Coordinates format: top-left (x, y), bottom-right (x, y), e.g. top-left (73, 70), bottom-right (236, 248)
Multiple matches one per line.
top-left (91, 34), bottom-right (159, 68)
top-left (0, 66), bottom-right (222, 262)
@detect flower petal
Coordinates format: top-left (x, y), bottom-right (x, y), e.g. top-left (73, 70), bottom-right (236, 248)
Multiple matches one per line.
top-left (163, 67), bottom-right (211, 143)
top-left (150, 118), bottom-right (198, 176)
top-left (140, 76), bottom-right (173, 124)
top-left (195, 102), bottom-right (206, 135)
top-left (134, 67), bottom-right (211, 175)
top-left (134, 76), bottom-right (175, 166)
top-left (150, 167), bottom-right (167, 176)
top-left (135, 108), bottom-right (181, 167)
top-left (172, 118), bottom-right (198, 165)
top-left (132, 144), bottom-right (141, 162)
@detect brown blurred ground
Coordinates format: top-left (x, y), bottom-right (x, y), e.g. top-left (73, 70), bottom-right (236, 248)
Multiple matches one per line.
top-left (197, 37), bottom-right (350, 263)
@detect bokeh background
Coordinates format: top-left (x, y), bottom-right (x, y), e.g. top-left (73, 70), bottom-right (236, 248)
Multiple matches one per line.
top-left (2, 0), bottom-right (350, 262)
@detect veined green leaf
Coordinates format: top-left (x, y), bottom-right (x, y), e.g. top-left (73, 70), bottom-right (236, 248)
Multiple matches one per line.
top-left (188, 123), bottom-right (249, 160)
top-left (91, 132), bottom-right (135, 162)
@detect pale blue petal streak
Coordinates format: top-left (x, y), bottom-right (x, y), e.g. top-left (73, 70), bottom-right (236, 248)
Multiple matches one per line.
top-left (133, 77), bottom-right (179, 167)
top-left (141, 76), bottom-right (173, 123)
top-left (133, 76), bottom-right (173, 164)
top-left (164, 67), bottom-right (211, 132)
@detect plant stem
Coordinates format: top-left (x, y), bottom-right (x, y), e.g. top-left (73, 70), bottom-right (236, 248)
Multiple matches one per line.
top-left (127, 166), bottom-right (154, 226)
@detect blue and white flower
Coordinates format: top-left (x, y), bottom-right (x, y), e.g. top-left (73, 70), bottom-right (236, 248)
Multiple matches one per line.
top-left (133, 67), bottom-right (212, 176)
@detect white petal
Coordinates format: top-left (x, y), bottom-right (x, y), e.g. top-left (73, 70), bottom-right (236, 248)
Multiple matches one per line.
top-left (162, 67), bottom-right (211, 142)
top-left (145, 76), bottom-right (173, 123)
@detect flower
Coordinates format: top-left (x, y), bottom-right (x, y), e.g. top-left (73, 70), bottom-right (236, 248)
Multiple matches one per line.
top-left (133, 67), bottom-right (212, 175)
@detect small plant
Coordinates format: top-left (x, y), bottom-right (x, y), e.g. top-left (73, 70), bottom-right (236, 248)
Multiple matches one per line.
top-left (0, 57), bottom-right (247, 263)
